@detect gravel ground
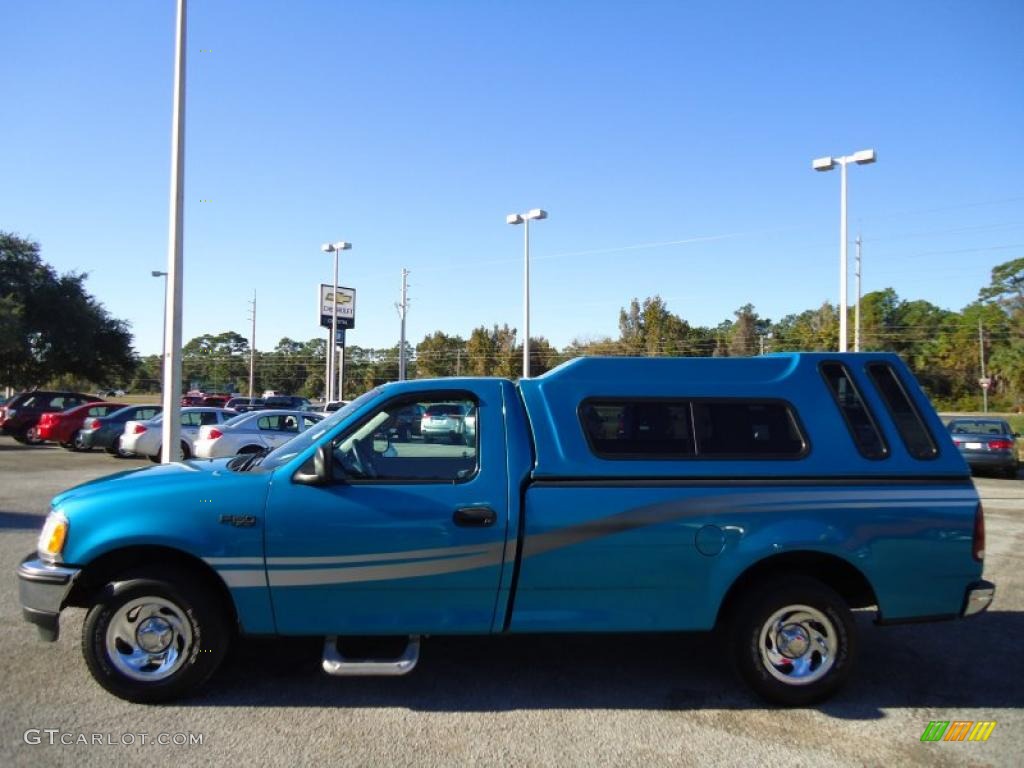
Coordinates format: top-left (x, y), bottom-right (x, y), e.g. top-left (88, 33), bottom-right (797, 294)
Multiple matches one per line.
top-left (1, 437), bottom-right (1020, 767)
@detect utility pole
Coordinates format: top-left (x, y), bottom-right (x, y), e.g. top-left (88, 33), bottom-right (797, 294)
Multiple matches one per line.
top-left (248, 291), bottom-right (256, 399)
top-left (397, 268), bottom-right (409, 380)
top-left (456, 349), bottom-right (462, 376)
top-left (854, 234), bottom-right (862, 352)
top-left (759, 335), bottom-right (765, 356)
top-left (979, 319), bottom-right (989, 413)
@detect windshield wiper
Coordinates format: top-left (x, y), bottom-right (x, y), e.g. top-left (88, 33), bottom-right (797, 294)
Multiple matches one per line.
top-left (228, 446), bottom-right (271, 472)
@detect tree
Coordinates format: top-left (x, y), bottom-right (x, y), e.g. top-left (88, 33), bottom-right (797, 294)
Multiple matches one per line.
top-left (618, 296), bottom-right (691, 356)
top-left (0, 232), bottom-right (137, 388)
top-left (415, 331), bottom-right (466, 378)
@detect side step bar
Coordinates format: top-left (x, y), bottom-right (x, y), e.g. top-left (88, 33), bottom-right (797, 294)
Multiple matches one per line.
top-left (322, 636), bottom-right (420, 677)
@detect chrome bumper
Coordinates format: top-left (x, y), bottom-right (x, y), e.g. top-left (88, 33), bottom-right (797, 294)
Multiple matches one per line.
top-left (17, 555), bottom-right (81, 642)
top-left (962, 579), bottom-right (995, 617)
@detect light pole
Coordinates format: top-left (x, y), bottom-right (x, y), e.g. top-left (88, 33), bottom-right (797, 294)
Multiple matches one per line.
top-left (506, 208), bottom-right (547, 378)
top-left (321, 241), bottom-right (351, 402)
top-left (812, 149), bottom-right (876, 352)
top-left (151, 271), bottom-right (168, 369)
top-left (161, 0), bottom-right (187, 464)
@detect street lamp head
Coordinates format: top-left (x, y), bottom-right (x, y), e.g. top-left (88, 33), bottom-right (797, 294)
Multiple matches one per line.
top-left (334, 241), bottom-right (352, 251)
top-left (320, 243), bottom-right (333, 252)
top-left (525, 209), bottom-right (548, 221)
top-left (812, 156), bottom-right (835, 172)
top-left (852, 148), bottom-right (877, 165)
top-left (506, 213), bottom-right (524, 225)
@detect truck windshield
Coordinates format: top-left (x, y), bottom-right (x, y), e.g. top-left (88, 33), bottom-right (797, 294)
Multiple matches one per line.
top-left (251, 388), bottom-right (381, 472)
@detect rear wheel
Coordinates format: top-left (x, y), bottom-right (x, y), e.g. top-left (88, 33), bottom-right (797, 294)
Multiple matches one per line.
top-left (729, 575), bottom-right (856, 706)
top-left (60, 441), bottom-right (75, 451)
top-left (73, 430), bottom-right (90, 451)
top-left (24, 426), bottom-right (44, 445)
top-left (236, 445), bottom-right (262, 455)
top-left (81, 568), bottom-right (229, 703)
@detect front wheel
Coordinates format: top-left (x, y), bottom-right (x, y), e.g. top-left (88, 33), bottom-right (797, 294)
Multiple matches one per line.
top-left (81, 569), bottom-right (229, 703)
top-left (729, 575), bottom-right (856, 706)
top-left (73, 430), bottom-right (90, 451)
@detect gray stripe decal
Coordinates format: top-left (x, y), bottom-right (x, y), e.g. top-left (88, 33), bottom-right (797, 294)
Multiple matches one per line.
top-left (213, 486), bottom-right (977, 588)
top-left (267, 543), bottom-right (506, 587)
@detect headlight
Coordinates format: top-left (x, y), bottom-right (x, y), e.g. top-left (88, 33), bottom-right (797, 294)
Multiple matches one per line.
top-left (38, 512), bottom-right (68, 562)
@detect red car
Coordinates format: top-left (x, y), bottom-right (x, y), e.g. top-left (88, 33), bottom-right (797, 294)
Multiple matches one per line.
top-left (36, 402), bottom-right (128, 450)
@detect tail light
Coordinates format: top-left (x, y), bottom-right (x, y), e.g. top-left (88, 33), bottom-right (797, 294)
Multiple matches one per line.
top-left (88, 419), bottom-right (102, 430)
top-left (973, 503), bottom-right (985, 562)
top-left (207, 428), bottom-right (223, 440)
top-left (131, 424), bottom-right (147, 435)
top-left (988, 439), bottom-right (1013, 451)
top-left (40, 413), bottom-right (55, 425)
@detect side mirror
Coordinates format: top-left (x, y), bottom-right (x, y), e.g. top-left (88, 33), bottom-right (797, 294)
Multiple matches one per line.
top-left (293, 443), bottom-right (336, 486)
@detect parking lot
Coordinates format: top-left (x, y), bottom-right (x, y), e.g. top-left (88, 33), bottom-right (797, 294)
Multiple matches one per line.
top-left (1, 436), bottom-right (1020, 767)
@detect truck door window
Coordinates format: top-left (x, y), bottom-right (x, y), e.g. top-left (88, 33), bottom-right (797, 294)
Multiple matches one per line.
top-left (332, 395), bottom-right (478, 482)
top-left (820, 362), bottom-right (888, 459)
top-left (866, 362), bottom-right (939, 460)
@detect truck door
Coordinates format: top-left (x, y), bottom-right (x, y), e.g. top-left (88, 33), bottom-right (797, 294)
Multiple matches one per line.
top-left (264, 383), bottom-right (509, 635)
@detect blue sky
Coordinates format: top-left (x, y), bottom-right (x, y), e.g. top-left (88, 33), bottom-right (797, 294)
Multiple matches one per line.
top-left (2, 0), bottom-right (1023, 356)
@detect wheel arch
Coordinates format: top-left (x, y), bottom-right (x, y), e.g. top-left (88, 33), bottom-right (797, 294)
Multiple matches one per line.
top-left (64, 545), bottom-right (239, 631)
top-left (714, 550), bottom-right (878, 628)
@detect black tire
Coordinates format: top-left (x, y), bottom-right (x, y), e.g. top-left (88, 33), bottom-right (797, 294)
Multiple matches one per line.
top-left (72, 430), bottom-right (90, 452)
top-left (1003, 465), bottom-right (1019, 480)
top-left (11, 430), bottom-right (29, 444)
top-left (236, 445), bottom-right (262, 455)
top-left (729, 575), bottom-right (856, 706)
top-left (24, 426), bottom-right (44, 445)
top-left (149, 448), bottom-right (162, 463)
top-left (81, 568), bottom-right (229, 703)
top-left (180, 441), bottom-right (191, 460)
top-left (59, 441), bottom-right (75, 451)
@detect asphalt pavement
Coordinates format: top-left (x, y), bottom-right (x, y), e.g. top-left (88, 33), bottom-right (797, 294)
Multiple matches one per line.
top-left (1, 437), bottom-right (1020, 767)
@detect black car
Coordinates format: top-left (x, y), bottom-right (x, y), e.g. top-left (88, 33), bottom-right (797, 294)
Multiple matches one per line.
top-left (78, 404), bottom-right (163, 456)
top-left (0, 390), bottom-right (102, 444)
top-left (263, 395), bottom-right (311, 411)
top-left (226, 397), bottom-right (265, 412)
top-left (947, 418), bottom-right (1020, 478)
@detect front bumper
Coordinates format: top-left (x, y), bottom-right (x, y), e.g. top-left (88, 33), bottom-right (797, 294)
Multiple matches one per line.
top-left (962, 579), bottom-right (995, 617)
top-left (17, 555), bottom-right (81, 642)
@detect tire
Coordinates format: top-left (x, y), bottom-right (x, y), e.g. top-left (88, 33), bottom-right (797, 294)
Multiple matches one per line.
top-left (11, 431), bottom-right (29, 445)
top-left (237, 445), bottom-right (262, 455)
top-left (60, 441), bottom-right (75, 451)
top-left (149, 447), bottom-right (162, 463)
top-left (180, 441), bottom-right (191, 460)
top-left (729, 575), bottom-right (856, 706)
top-left (81, 568), bottom-right (229, 703)
top-left (73, 430), bottom-right (90, 452)
top-left (24, 426), bottom-right (44, 445)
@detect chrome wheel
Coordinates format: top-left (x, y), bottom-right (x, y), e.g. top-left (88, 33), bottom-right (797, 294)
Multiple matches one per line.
top-left (104, 597), bottom-right (193, 682)
top-left (73, 430), bottom-right (88, 450)
top-left (757, 603), bottom-right (837, 686)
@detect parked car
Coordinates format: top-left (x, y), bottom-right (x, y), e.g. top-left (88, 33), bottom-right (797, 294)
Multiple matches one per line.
top-left (0, 390), bottom-right (102, 444)
top-left (420, 402), bottom-right (467, 443)
top-left (36, 402), bottom-right (127, 450)
top-left (947, 418), bottom-right (1020, 478)
top-left (323, 400), bottom-right (350, 413)
top-left (16, 354), bottom-right (993, 706)
top-left (120, 407), bottom-right (237, 462)
top-left (264, 395), bottom-right (312, 411)
top-left (226, 397), bottom-right (265, 412)
top-left (78, 404), bottom-right (163, 456)
top-left (193, 410), bottom-right (324, 458)
top-left (202, 395), bottom-right (230, 408)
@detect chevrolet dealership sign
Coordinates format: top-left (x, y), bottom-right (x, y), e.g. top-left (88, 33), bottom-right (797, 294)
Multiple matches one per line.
top-left (319, 284), bottom-right (356, 330)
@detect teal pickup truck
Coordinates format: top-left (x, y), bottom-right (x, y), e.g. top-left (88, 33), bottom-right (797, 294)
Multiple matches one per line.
top-left (17, 354), bottom-right (994, 704)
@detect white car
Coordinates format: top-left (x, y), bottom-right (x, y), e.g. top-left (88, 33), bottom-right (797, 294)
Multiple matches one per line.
top-left (420, 402), bottom-right (469, 444)
top-left (120, 407), bottom-right (237, 462)
top-left (193, 409), bottom-right (324, 459)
